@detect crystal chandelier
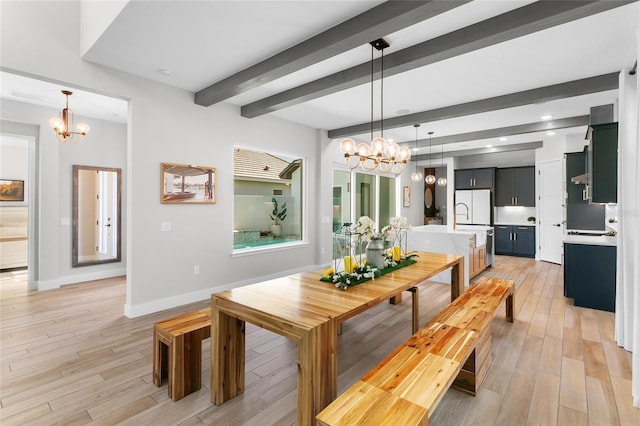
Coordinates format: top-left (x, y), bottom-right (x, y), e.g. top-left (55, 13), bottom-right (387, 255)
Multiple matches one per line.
top-left (339, 39), bottom-right (411, 175)
top-left (49, 90), bottom-right (90, 143)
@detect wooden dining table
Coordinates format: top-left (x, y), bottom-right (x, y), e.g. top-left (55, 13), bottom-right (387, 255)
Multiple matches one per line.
top-left (210, 251), bottom-right (464, 425)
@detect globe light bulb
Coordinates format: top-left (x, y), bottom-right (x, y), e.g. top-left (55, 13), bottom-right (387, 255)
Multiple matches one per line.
top-left (425, 174), bottom-right (436, 185)
top-left (370, 137), bottom-right (386, 156)
top-left (398, 145), bottom-right (411, 162)
top-left (76, 122), bottom-right (90, 135)
top-left (411, 171), bottom-right (423, 182)
top-left (339, 138), bottom-right (356, 155)
top-left (356, 143), bottom-right (370, 157)
top-left (437, 177), bottom-right (447, 186)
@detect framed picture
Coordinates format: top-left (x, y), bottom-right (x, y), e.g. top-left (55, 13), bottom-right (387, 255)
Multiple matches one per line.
top-left (0, 179), bottom-right (24, 202)
top-left (161, 163), bottom-right (216, 204)
top-left (403, 185), bottom-right (411, 207)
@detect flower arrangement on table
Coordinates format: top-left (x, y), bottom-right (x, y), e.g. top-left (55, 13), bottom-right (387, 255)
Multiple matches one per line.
top-left (323, 216), bottom-right (416, 290)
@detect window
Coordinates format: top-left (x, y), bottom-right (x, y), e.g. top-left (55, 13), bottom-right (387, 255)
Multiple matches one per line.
top-left (233, 147), bottom-right (303, 251)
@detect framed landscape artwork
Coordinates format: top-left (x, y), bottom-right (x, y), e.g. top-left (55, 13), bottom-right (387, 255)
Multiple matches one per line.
top-left (161, 163), bottom-right (216, 204)
top-left (0, 179), bottom-right (24, 202)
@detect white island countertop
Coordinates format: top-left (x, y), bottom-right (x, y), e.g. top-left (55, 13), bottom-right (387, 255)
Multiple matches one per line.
top-left (563, 234), bottom-right (617, 247)
top-left (409, 225), bottom-right (494, 287)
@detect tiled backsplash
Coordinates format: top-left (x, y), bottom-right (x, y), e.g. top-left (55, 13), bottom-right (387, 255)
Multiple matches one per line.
top-left (494, 206), bottom-right (537, 225)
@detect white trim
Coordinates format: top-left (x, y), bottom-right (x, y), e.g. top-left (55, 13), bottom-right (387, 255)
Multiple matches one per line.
top-left (37, 268), bottom-right (126, 290)
top-left (231, 240), bottom-right (310, 257)
top-left (123, 263), bottom-right (322, 318)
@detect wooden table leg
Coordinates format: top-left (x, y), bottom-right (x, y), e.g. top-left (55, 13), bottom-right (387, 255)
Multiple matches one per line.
top-left (211, 301), bottom-right (245, 405)
top-left (408, 287), bottom-right (419, 333)
top-left (389, 292), bottom-right (403, 304)
top-left (298, 319), bottom-right (336, 426)
top-left (451, 259), bottom-right (464, 301)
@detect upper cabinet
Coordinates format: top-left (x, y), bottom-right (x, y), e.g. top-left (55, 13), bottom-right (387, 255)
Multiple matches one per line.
top-left (454, 168), bottom-right (495, 190)
top-left (495, 166), bottom-right (535, 207)
top-left (588, 122), bottom-right (618, 204)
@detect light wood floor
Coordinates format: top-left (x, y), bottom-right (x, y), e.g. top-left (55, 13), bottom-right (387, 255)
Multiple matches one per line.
top-left (1, 256), bottom-right (638, 425)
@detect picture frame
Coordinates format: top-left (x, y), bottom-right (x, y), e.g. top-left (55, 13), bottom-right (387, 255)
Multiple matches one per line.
top-left (161, 163), bottom-right (216, 204)
top-left (403, 185), bottom-right (411, 207)
top-left (0, 179), bottom-right (25, 202)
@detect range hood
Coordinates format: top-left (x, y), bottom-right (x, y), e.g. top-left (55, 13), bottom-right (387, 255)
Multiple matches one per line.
top-left (571, 173), bottom-right (588, 184)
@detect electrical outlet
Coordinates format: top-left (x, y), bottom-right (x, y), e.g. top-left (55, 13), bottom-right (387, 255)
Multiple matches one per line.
top-left (193, 265), bottom-right (200, 275)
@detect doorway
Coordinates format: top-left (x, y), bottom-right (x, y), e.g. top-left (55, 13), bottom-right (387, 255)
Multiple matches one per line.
top-left (0, 129), bottom-right (37, 289)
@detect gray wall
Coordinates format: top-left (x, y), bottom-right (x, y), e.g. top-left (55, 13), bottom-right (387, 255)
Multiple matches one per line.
top-left (1, 1), bottom-right (321, 316)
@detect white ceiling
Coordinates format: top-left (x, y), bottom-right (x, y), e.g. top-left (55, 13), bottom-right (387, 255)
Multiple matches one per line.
top-left (2, 0), bottom-right (638, 155)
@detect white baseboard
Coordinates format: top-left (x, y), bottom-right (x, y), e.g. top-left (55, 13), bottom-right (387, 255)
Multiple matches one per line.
top-left (37, 268), bottom-right (126, 291)
top-left (123, 263), bottom-right (322, 318)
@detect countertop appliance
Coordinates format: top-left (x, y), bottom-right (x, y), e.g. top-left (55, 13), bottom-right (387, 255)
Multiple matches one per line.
top-left (455, 189), bottom-right (491, 226)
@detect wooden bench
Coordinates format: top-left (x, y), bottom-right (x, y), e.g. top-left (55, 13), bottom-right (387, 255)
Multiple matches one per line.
top-left (153, 308), bottom-right (211, 401)
top-left (316, 277), bottom-right (514, 426)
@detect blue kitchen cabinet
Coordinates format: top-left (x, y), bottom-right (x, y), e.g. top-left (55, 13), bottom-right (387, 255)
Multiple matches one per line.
top-left (564, 243), bottom-right (616, 312)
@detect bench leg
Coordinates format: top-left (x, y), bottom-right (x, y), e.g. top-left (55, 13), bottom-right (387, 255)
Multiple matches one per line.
top-left (506, 291), bottom-right (515, 323)
top-left (169, 330), bottom-right (206, 402)
top-left (152, 333), bottom-right (169, 387)
top-left (408, 287), bottom-right (419, 333)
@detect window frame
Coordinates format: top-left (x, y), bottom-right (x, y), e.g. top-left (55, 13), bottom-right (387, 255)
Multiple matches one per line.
top-left (232, 145), bottom-right (308, 256)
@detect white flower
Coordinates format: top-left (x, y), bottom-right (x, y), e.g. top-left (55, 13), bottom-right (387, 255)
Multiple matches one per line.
top-left (354, 216), bottom-right (377, 243)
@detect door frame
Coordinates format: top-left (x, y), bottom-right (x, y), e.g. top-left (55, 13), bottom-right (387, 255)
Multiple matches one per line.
top-left (537, 159), bottom-right (563, 264)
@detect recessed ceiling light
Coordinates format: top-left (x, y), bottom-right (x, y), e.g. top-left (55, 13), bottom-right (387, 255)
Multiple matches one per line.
top-left (387, 138), bottom-right (394, 143)
top-left (396, 109), bottom-right (410, 115)
top-left (486, 144), bottom-right (493, 148)
top-left (541, 114), bottom-right (553, 120)
top-left (546, 131), bottom-right (556, 136)
top-left (158, 69), bottom-right (172, 77)
top-left (499, 137), bottom-right (507, 142)
top-left (412, 147), bottom-right (419, 152)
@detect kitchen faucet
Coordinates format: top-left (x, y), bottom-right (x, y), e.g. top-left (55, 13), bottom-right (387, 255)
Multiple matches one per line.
top-left (454, 202), bottom-right (469, 230)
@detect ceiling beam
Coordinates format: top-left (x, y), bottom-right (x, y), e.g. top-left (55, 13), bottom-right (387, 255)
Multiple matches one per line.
top-left (194, 1), bottom-right (469, 107)
top-left (328, 73), bottom-right (618, 139)
top-left (413, 141), bottom-right (543, 161)
top-left (241, 0), bottom-right (632, 118)
top-left (409, 115), bottom-right (588, 147)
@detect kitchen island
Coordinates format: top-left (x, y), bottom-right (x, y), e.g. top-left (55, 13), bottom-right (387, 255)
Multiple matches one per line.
top-left (407, 225), bottom-right (493, 287)
top-left (563, 233), bottom-right (617, 312)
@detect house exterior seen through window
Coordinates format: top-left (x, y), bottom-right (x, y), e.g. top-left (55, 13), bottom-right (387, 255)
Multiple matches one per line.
top-left (233, 147), bottom-right (303, 251)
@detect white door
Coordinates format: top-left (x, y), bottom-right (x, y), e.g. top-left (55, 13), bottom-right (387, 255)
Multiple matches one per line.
top-left (538, 160), bottom-right (563, 264)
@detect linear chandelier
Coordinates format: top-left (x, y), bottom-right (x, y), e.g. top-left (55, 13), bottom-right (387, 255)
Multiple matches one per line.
top-left (339, 38), bottom-right (411, 175)
top-left (49, 90), bottom-right (90, 143)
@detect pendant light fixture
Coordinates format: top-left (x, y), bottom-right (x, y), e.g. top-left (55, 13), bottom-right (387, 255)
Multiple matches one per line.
top-left (410, 124), bottom-right (422, 182)
top-left (437, 138), bottom-right (447, 186)
top-left (49, 90), bottom-right (90, 143)
top-left (338, 38), bottom-right (411, 175)
top-left (425, 131), bottom-right (436, 184)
